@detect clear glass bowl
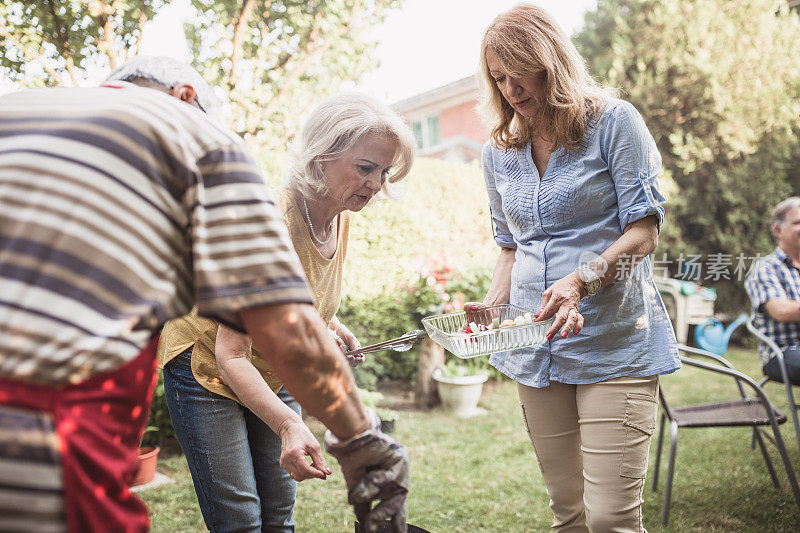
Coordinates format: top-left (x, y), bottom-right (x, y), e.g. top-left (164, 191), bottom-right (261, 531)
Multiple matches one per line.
top-left (421, 304), bottom-right (554, 359)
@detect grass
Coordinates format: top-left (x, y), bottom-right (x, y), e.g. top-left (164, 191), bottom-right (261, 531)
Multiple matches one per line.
top-left (142, 346), bottom-right (800, 532)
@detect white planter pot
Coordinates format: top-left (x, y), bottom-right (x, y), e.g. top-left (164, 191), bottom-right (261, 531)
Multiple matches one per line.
top-left (432, 368), bottom-right (489, 418)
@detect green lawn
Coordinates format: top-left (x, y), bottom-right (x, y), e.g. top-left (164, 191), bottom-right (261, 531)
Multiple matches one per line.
top-left (142, 347), bottom-right (800, 532)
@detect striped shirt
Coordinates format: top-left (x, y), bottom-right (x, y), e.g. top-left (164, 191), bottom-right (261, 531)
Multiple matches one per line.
top-left (744, 247), bottom-right (800, 361)
top-left (0, 405), bottom-right (63, 531)
top-left (0, 82), bottom-right (313, 385)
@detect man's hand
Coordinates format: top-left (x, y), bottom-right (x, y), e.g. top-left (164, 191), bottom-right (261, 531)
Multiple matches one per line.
top-left (325, 412), bottom-right (409, 533)
top-left (278, 418), bottom-right (331, 482)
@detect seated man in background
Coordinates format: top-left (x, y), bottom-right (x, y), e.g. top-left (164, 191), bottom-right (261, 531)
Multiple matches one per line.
top-left (0, 56), bottom-right (408, 533)
top-left (745, 196), bottom-right (800, 385)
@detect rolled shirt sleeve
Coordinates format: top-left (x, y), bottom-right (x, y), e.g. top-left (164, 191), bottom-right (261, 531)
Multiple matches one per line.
top-left (189, 145), bottom-right (313, 331)
top-left (482, 142), bottom-right (517, 249)
top-left (603, 101), bottom-right (666, 232)
top-left (745, 258), bottom-right (786, 313)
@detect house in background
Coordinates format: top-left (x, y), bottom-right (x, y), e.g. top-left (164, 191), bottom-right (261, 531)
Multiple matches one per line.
top-left (394, 1), bottom-right (800, 162)
top-left (392, 76), bottom-right (488, 163)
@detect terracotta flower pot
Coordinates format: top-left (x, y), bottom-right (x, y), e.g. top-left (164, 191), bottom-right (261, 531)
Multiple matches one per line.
top-left (130, 446), bottom-right (160, 487)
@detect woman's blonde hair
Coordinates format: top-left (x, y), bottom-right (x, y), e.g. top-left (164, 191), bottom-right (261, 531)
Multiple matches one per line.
top-left (287, 93), bottom-right (415, 200)
top-left (479, 3), bottom-right (615, 151)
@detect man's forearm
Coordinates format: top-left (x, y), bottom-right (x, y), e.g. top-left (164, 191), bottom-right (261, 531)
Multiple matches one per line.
top-left (764, 298), bottom-right (800, 322)
top-left (240, 302), bottom-right (370, 440)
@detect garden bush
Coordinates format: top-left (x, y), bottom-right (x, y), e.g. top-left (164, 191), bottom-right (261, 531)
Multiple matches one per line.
top-left (338, 290), bottom-right (418, 389)
top-left (575, 0), bottom-right (800, 313)
top-left (342, 256), bottom-right (494, 387)
top-left (142, 371), bottom-right (176, 450)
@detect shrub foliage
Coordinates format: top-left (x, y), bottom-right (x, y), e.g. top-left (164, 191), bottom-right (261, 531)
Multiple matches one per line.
top-left (575, 0), bottom-right (800, 311)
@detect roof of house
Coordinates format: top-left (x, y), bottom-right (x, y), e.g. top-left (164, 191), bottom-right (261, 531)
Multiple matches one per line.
top-left (391, 75), bottom-right (478, 114)
top-left (417, 134), bottom-right (484, 159)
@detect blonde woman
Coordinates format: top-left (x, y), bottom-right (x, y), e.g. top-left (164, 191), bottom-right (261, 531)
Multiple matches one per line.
top-left (159, 93), bottom-right (415, 533)
top-left (470, 4), bottom-right (679, 531)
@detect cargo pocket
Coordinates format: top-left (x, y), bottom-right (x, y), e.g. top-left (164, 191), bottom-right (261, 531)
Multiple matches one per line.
top-left (620, 393), bottom-right (657, 478)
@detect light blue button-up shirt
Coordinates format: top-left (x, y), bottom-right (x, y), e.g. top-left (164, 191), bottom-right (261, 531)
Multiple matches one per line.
top-left (483, 98), bottom-right (680, 388)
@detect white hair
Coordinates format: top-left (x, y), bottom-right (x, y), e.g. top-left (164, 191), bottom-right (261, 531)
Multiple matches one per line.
top-left (104, 56), bottom-right (220, 118)
top-left (287, 93), bottom-right (416, 200)
top-left (772, 197), bottom-right (800, 228)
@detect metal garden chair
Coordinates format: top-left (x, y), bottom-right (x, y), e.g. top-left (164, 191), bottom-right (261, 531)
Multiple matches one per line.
top-left (746, 315), bottom-right (800, 451)
top-left (651, 345), bottom-right (800, 526)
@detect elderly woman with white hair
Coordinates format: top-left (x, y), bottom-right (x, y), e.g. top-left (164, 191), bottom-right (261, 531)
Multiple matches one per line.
top-left (157, 92), bottom-right (415, 533)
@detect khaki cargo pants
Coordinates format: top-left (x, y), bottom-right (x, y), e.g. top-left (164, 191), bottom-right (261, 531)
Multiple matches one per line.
top-left (518, 375), bottom-right (659, 532)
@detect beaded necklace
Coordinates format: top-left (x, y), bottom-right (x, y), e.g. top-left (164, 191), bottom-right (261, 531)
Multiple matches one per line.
top-left (302, 197), bottom-right (335, 246)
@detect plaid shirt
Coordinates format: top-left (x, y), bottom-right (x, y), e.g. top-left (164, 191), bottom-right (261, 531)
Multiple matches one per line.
top-left (744, 247), bottom-right (800, 361)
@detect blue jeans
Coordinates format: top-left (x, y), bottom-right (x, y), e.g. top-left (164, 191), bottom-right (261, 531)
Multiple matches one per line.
top-left (164, 347), bottom-right (299, 533)
top-left (763, 348), bottom-right (800, 386)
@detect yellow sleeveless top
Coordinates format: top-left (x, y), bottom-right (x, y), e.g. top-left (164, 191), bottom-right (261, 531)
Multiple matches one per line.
top-left (157, 188), bottom-right (350, 401)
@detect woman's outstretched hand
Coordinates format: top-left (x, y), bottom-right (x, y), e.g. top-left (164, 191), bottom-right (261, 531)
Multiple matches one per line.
top-left (535, 273), bottom-right (585, 340)
top-left (462, 302), bottom-right (499, 330)
top-left (278, 418), bottom-right (332, 482)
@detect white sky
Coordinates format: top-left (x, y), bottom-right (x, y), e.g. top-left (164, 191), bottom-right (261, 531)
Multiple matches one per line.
top-left (351, 0), bottom-right (597, 102)
top-left (1, 0), bottom-right (597, 101)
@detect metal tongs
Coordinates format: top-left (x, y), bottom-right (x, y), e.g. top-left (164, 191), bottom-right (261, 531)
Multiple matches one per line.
top-left (345, 329), bottom-right (428, 357)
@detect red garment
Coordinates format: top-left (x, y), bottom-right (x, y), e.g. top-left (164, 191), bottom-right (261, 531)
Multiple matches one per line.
top-left (0, 336), bottom-right (160, 533)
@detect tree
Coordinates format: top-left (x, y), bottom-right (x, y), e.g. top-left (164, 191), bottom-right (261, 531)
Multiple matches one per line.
top-left (185, 0), bottom-right (400, 148)
top-left (575, 0), bottom-right (800, 310)
top-left (0, 0), bottom-right (169, 87)
top-left (0, 0), bottom-right (401, 149)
